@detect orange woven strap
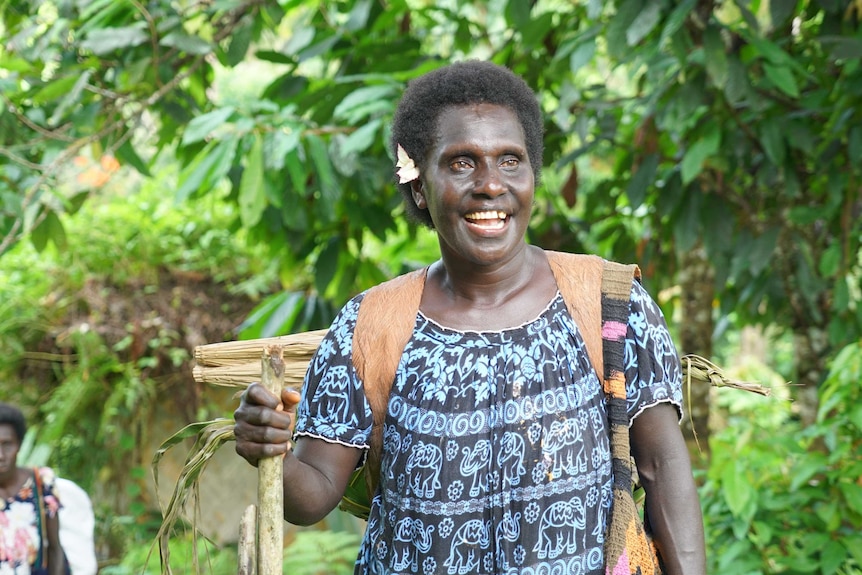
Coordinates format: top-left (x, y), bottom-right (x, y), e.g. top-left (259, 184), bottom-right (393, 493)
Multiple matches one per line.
top-left (545, 251), bottom-right (604, 377)
top-left (351, 267), bottom-right (428, 499)
top-left (33, 467), bottom-right (48, 569)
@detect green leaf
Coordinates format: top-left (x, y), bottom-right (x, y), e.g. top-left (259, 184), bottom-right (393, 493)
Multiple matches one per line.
top-left (703, 25), bottom-right (728, 89)
top-left (80, 24), bottom-right (149, 55)
top-left (721, 459), bottom-right (754, 517)
top-left (627, 0), bottom-right (662, 46)
top-left (315, 238), bottom-right (341, 295)
top-left (763, 62), bottom-right (799, 97)
top-left (0, 55), bottom-right (33, 73)
top-left (569, 41), bottom-right (596, 73)
top-left (759, 119), bottom-right (786, 165)
top-left (819, 242), bottom-right (842, 278)
top-left (681, 123), bottom-right (720, 184)
top-left (225, 21), bottom-right (253, 66)
top-left (30, 75), bottom-right (80, 106)
top-left (340, 119), bottom-right (380, 157)
top-left (626, 153), bottom-right (658, 209)
top-left (521, 12), bottom-right (554, 48)
top-left (160, 30), bottom-right (212, 55)
top-left (30, 210), bottom-right (66, 252)
top-left (607, 0), bottom-right (643, 59)
top-left (840, 482), bottom-right (862, 516)
top-left (181, 107), bottom-right (235, 147)
top-left (115, 140), bottom-right (151, 177)
top-left (848, 126), bottom-right (862, 165)
top-left (333, 85), bottom-right (397, 123)
top-left (659, 0), bottom-right (695, 44)
top-left (239, 134), bottom-right (266, 227)
top-left (175, 138), bottom-right (237, 201)
top-left (505, 0), bottom-right (532, 29)
top-left (344, 0), bottom-right (373, 33)
top-left (673, 187), bottom-right (702, 253)
top-left (819, 36), bottom-right (862, 60)
top-left (724, 55), bottom-right (750, 103)
top-left (306, 134), bottom-right (340, 211)
top-left (820, 540), bottom-right (846, 575)
top-left (789, 453), bottom-right (826, 491)
top-left (748, 228), bottom-right (779, 276)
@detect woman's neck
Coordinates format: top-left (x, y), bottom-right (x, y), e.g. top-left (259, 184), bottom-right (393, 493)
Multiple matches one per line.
top-left (421, 245), bottom-right (558, 330)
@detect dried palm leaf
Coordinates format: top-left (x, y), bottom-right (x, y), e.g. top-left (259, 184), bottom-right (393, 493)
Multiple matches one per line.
top-left (151, 418), bottom-right (235, 575)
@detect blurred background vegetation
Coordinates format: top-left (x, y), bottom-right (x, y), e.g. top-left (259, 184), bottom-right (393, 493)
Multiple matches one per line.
top-left (1, 0), bottom-right (860, 573)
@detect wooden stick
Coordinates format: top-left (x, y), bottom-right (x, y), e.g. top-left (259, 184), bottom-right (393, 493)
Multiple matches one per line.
top-left (257, 345), bottom-right (284, 575)
top-left (238, 504), bottom-right (257, 575)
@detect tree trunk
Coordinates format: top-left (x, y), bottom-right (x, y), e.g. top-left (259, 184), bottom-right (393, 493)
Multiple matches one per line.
top-left (792, 327), bottom-right (828, 425)
top-left (677, 247), bottom-right (714, 463)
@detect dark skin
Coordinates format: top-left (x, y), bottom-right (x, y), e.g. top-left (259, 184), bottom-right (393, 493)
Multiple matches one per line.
top-left (0, 424), bottom-right (66, 575)
top-left (235, 103), bottom-right (706, 574)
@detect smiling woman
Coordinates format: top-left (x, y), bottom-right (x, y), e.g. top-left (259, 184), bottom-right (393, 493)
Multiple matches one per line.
top-left (232, 60), bottom-right (706, 575)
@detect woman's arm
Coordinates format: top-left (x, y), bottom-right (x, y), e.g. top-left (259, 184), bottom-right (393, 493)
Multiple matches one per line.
top-left (45, 511), bottom-right (66, 575)
top-left (234, 383), bottom-right (363, 525)
top-left (630, 402), bottom-right (706, 575)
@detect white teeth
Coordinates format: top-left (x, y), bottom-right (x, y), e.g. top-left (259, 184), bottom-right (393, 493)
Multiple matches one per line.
top-left (465, 211), bottom-right (507, 220)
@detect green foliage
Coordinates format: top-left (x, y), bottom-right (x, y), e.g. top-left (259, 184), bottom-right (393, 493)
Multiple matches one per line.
top-left (97, 529), bottom-right (361, 575)
top-left (701, 342), bottom-right (862, 574)
top-left (282, 530), bottom-right (363, 575)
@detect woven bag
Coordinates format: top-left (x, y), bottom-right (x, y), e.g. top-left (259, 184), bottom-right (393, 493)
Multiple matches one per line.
top-left (600, 261), bottom-right (663, 575)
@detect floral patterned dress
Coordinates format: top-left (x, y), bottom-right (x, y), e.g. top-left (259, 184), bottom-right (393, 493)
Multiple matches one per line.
top-left (294, 277), bottom-right (682, 575)
top-left (0, 467), bottom-right (61, 575)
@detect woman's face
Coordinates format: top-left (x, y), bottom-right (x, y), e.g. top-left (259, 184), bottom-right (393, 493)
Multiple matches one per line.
top-left (0, 424), bottom-right (20, 479)
top-left (413, 103), bottom-right (534, 268)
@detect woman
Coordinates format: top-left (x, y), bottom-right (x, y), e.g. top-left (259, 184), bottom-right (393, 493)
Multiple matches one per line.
top-left (0, 402), bottom-right (66, 575)
top-left (234, 61), bottom-right (706, 575)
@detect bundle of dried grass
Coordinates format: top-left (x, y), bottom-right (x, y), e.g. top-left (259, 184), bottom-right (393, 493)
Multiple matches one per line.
top-left (192, 335), bottom-right (772, 398)
top-left (192, 329), bottom-right (326, 390)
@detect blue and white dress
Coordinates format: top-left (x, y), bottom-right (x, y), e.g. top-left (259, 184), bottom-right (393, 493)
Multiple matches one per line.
top-left (294, 279), bottom-right (682, 575)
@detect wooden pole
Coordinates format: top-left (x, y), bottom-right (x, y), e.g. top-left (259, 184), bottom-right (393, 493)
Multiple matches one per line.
top-left (238, 504), bottom-right (257, 575)
top-left (258, 345), bottom-right (284, 574)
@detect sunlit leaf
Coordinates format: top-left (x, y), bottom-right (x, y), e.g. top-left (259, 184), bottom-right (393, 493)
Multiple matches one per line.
top-left (239, 134), bottom-right (266, 228)
top-left (626, 0), bottom-right (662, 46)
top-left (181, 107), bottom-right (236, 147)
top-left (160, 30), bottom-right (212, 55)
top-left (80, 24), bottom-right (149, 55)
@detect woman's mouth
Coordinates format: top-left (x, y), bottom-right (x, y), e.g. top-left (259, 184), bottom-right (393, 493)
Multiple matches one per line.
top-left (465, 210), bottom-right (509, 230)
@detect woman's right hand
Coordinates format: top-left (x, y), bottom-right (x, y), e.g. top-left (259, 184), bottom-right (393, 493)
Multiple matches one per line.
top-left (234, 383), bottom-right (301, 467)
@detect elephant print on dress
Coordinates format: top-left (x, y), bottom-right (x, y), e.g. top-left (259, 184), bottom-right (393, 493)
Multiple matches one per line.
top-left (444, 519), bottom-right (491, 575)
top-left (313, 365), bottom-right (353, 423)
top-left (532, 496), bottom-right (587, 559)
top-left (460, 440), bottom-right (492, 497)
top-left (405, 441), bottom-right (443, 498)
top-left (497, 431), bottom-right (526, 488)
top-left (495, 510), bottom-right (521, 571)
top-left (391, 517), bottom-right (435, 572)
top-left (543, 418), bottom-right (587, 479)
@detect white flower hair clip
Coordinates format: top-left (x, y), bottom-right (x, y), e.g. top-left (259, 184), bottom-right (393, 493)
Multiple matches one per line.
top-left (396, 144), bottom-right (420, 184)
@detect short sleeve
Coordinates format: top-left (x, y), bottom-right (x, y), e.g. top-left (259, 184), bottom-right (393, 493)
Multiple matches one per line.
top-left (292, 294), bottom-right (374, 450)
top-left (623, 281), bottom-right (684, 424)
top-left (38, 467), bottom-right (62, 519)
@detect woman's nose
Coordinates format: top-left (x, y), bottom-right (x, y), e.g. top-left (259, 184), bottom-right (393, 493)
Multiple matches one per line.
top-left (474, 165), bottom-right (505, 197)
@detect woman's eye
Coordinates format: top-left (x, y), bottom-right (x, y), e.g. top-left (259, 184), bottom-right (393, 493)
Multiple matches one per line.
top-left (501, 158), bottom-right (519, 168)
top-left (451, 160), bottom-right (471, 170)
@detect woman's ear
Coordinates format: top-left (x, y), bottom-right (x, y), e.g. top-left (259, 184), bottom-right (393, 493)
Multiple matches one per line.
top-left (410, 180), bottom-right (426, 209)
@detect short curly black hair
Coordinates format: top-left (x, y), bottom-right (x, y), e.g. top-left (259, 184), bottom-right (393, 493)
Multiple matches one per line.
top-left (390, 60), bottom-right (544, 227)
top-left (0, 402), bottom-right (27, 444)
